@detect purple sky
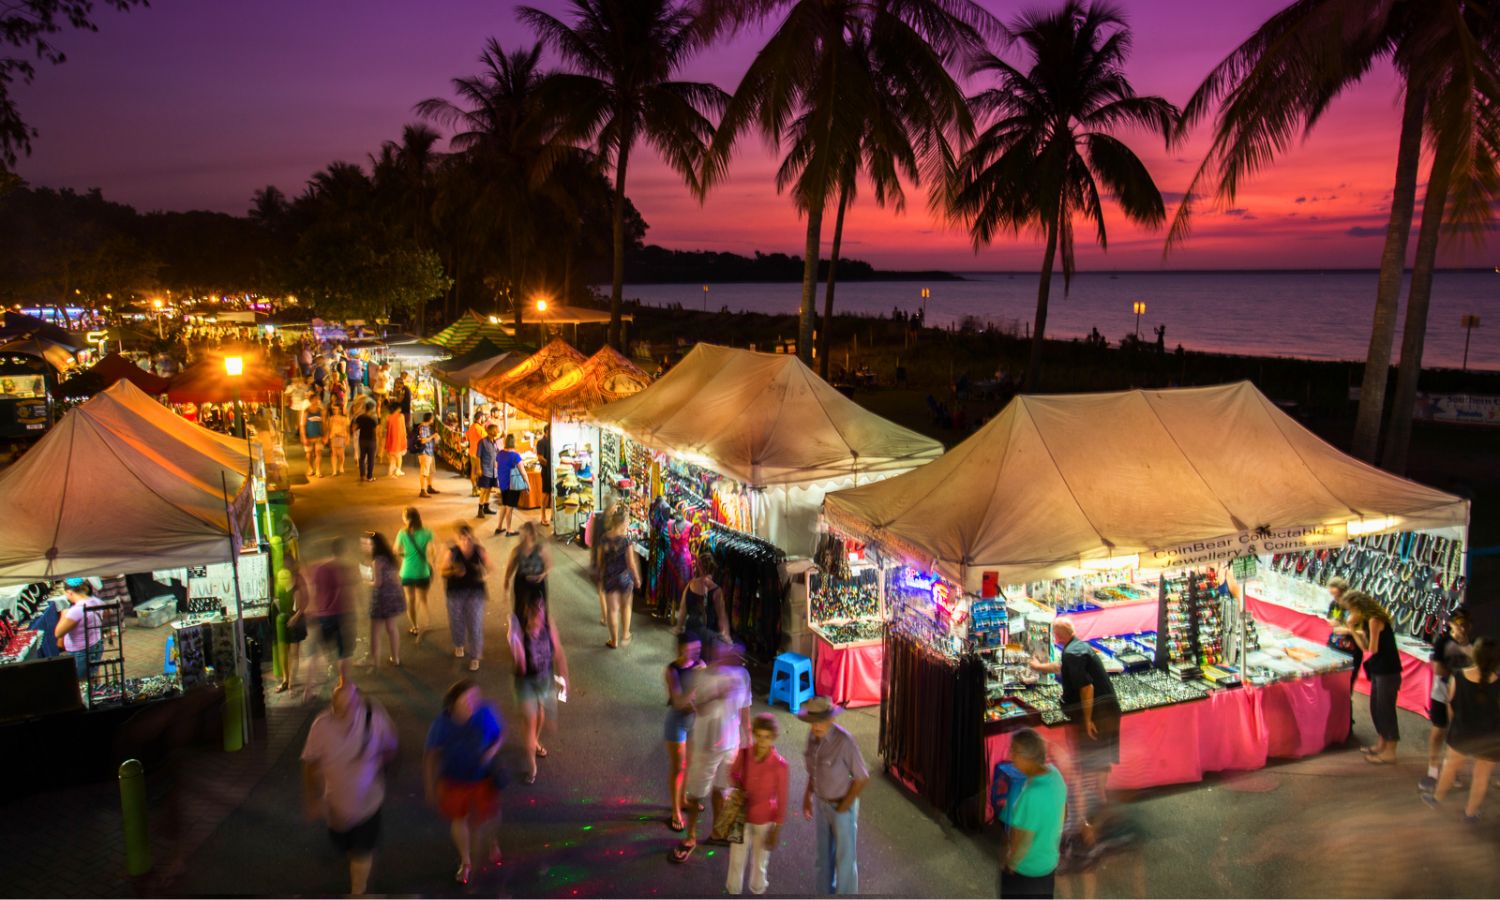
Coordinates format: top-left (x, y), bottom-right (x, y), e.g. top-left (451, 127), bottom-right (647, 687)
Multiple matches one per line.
top-left (14, 0), bottom-right (1497, 269)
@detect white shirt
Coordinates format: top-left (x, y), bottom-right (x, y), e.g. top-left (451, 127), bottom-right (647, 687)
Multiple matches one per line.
top-left (692, 664), bottom-right (752, 755)
top-left (300, 700), bottom-right (397, 829)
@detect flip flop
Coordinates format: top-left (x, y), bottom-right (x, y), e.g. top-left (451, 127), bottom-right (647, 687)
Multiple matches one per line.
top-left (535, 745), bottom-right (548, 758)
top-left (1365, 755), bottom-right (1395, 765)
top-left (668, 842), bottom-right (696, 864)
top-left (605, 640), bottom-right (618, 649)
top-left (668, 814), bottom-right (685, 832)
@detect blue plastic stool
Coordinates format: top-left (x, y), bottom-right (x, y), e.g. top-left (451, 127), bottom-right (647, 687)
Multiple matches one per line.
top-left (769, 652), bottom-right (815, 713)
top-left (163, 634), bottom-right (177, 676)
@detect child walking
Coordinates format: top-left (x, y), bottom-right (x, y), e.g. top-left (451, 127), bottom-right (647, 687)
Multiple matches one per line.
top-left (725, 713), bottom-right (788, 895)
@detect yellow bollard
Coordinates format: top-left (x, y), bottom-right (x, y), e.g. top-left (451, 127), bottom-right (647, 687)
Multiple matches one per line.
top-left (118, 759), bottom-right (152, 876)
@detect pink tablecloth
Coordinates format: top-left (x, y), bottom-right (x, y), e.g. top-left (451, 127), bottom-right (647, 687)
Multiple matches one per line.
top-left (814, 637), bottom-right (883, 708)
top-left (983, 672), bottom-right (1350, 817)
top-left (1246, 595), bottom-right (1432, 715)
top-left (1067, 599), bottom-right (1159, 641)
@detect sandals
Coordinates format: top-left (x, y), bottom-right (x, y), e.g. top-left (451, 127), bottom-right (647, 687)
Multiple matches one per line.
top-left (274, 681), bottom-right (290, 694)
top-left (535, 745), bottom-right (548, 758)
top-left (668, 814), bottom-right (685, 832)
top-left (522, 772), bottom-right (537, 785)
top-left (1365, 755), bottom-right (1396, 765)
top-left (468, 659), bottom-right (480, 672)
top-left (605, 640), bottom-right (618, 649)
top-left (408, 626), bottom-right (420, 636)
top-left (455, 863), bottom-right (471, 885)
top-left (668, 841), bottom-right (696, 863)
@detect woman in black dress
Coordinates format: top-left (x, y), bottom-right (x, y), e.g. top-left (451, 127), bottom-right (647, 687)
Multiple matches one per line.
top-left (1422, 638), bottom-right (1500, 820)
top-left (1347, 592), bottom-right (1401, 764)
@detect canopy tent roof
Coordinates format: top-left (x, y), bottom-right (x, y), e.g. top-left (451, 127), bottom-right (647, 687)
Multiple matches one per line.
top-left (538, 345), bottom-right (650, 420)
top-left (823, 382), bottom-right (1470, 592)
top-left (588, 343), bottom-right (944, 487)
top-left (0, 381), bottom-right (253, 584)
top-left (89, 380), bottom-right (252, 472)
top-left (0, 334), bottom-right (77, 372)
top-left (168, 352), bottom-right (284, 403)
top-left (0, 311), bottom-right (85, 350)
top-left (424, 310), bottom-right (526, 355)
top-left (472, 339), bottom-right (588, 419)
top-left (430, 339), bottom-right (528, 390)
top-left (60, 352), bottom-right (170, 397)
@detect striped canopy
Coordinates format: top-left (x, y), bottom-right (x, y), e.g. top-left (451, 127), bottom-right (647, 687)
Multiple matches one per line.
top-left (424, 311), bottom-right (525, 355)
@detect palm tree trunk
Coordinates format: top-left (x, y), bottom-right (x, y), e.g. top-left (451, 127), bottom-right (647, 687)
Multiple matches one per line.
top-left (1351, 85), bottom-right (1424, 461)
top-left (1380, 133), bottom-right (1457, 474)
top-left (817, 186), bottom-right (850, 379)
top-left (609, 131), bottom-right (634, 350)
top-left (1025, 215), bottom-right (1060, 391)
top-left (797, 200), bottom-right (825, 366)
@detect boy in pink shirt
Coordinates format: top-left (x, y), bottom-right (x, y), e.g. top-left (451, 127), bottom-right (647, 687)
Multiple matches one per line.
top-left (726, 713), bottom-right (789, 895)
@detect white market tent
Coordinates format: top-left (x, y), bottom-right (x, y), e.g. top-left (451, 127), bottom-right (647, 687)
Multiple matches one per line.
top-left (823, 382), bottom-right (1469, 592)
top-left (589, 343), bottom-right (944, 552)
top-left (0, 381), bottom-right (254, 584)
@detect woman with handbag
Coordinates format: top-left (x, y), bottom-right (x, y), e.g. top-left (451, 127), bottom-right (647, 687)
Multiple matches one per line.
top-left (506, 524), bottom-right (570, 785)
top-left (724, 713), bottom-right (788, 895)
top-left (443, 525), bottom-right (491, 672)
top-left (494, 434), bottom-right (527, 537)
top-left (425, 679), bottom-right (506, 886)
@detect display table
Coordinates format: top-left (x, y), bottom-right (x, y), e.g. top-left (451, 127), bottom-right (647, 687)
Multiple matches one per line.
top-left (519, 469), bottom-right (545, 510)
top-left (1246, 594), bottom-right (1432, 715)
top-left (1067, 598), bottom-right (1158, 642)
top-left (814, 636), bottom-right (883, 708)
top-left (983, 671), bottom-right (1350, 817)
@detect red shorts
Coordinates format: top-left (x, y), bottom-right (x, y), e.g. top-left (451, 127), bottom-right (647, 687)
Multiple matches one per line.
top-left (437, 779), bottom-right (499, 821)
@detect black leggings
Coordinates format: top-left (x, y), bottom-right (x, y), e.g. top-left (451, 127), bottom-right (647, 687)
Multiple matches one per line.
top-left (1369, 672), bottom-right (1402, 741)
top-left (358, 440), bottom-right (376, 479)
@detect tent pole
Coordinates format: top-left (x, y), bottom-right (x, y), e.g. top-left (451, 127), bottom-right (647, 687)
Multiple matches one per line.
top-left (221, 471), bottom-right (251, 740)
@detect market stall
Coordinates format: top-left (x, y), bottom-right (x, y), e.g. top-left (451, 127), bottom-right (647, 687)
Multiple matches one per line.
top-left (526, 346), bottom-right (650, 538)
top-left (0, 380), bottom-right (269, 713)
top-left (429, 339), bottom-right (528, 470)
top-left (589, 343), bottom-right (943, 658)
top-left (59, 351), bottom-right (170, 398)
top-left (470, 339), bottom-right (589, 509)
top-left (822, 382), bottom-right (1468, 820)
top-left (423, 310), bottom-right (526, 356)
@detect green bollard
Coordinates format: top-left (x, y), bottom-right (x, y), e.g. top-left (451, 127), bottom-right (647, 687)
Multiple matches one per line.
top-left (223, 675), bottom-right (245, 752)
top-left (118, 759), bottom-right (152, 876)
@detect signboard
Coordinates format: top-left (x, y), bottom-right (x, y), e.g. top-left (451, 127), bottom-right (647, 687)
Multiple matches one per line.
top-left (1148, 523), bottom-right (1346, 569)
top-left (1413, 393), bottom-right (1500, 427)
top-left (186, 553), bottom-right (270, 603)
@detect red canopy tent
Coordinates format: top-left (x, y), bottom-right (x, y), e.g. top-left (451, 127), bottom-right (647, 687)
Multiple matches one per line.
top-left (62, 352), bottom-right (170, 396)
top-left (168, 354), bottom-right (284, 403)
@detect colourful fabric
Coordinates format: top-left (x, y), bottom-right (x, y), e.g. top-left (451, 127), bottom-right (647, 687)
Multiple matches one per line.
top-left (1066, 599), bottom-right (1159, 642)
top-left (1009, 765), bottom-right (1066, 877)
top-left (814, 637), bottom-right (883, 708)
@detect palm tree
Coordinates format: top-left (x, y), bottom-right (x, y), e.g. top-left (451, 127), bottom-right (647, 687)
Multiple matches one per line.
top-left (518, 0), bottom-right (727, 349)
top-left (1169, 0), bottom-right (1499, 467)
top-left (417, 40), bottom-right (591, 327)
top-left (703, 0), bottom-right (991, 368)
top-left (949, 0), bottom-right (1176, 389)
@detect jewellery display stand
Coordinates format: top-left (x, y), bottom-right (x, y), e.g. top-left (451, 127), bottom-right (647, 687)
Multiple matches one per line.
top-left (84, 600), bottom-right (126, 708)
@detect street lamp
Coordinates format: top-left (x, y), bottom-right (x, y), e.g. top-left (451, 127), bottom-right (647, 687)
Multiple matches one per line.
top-left (920, 287), bottom-right (931, 322)
top-left (1132, 300), bottom-right (1147, 340)
top-left (224, 355), bottom-right (245, 439)
top-left (152, 298), bottom-right (165, 339)
top-left (535, 296), bottom-right (549, 313)
top-left (703, 284), bottom-right (710, 311)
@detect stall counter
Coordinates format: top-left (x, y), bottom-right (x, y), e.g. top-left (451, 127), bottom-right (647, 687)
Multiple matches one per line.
top-left (1245, 592), bottom-right (1432, 715)
top-left (814, 635), bottom-right (883, 708)
top-left (984, 670), bottom-right (1350, 818)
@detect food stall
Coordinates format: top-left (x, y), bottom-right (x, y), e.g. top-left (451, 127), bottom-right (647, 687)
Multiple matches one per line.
top-left (588, 343), bottom-right (943, 659)
top-left (821, 382), bottom-right (1468, 822)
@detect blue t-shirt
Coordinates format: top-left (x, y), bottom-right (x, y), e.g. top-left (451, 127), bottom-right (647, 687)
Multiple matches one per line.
top-left (419, 423), bottom-right (435, 456)
top-left (1009, 765), bottom-right (1067, 877)
top-left (497, 449), bottom-right (523, 482)
top-left (426, 704), bottom-right (505, 782)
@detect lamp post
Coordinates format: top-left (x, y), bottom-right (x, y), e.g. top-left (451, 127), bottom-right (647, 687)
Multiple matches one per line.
top-left (225, 355), bottom-right (245, 439)
top-left (920, 287), bottom-right (931, 323)
top-left (534, 295), bottom-right (551, 344)
top-left (1461, 314), bottom-right (1481, 371)
top-left (152, 298), bottom-right (164, 339)
top-left (1132, 300), bottom-right (1147, 340)
top-left (703, 284), bottom-right (710, 311)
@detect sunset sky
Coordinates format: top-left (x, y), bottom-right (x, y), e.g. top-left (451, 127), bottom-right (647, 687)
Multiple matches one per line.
top-left (15, 0), bottom-right (1498, 270)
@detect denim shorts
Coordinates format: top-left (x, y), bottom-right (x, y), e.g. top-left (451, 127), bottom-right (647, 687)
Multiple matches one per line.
top-left (664, 708), bottom-right (694, 743)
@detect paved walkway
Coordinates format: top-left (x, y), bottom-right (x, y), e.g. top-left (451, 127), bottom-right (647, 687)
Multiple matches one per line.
top-left (6, 453), bottom-right (1500, 897)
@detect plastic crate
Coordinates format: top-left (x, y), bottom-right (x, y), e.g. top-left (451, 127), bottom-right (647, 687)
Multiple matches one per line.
top-left (131, 596), bottom-right (177, 628)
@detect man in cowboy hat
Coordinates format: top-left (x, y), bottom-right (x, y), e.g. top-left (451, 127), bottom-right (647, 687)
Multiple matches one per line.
top-left (800, 696), bottom-right (869, 894)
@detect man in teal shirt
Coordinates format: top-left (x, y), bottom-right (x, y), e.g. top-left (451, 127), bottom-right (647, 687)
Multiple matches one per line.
top-left (1002, 728), bottom-right (1066, 898)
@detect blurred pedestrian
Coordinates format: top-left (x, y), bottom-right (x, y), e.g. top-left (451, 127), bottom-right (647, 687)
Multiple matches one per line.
top-left (326, 402), bottom-right (349, 477)
top-left (395, 507), bottom-right (435, 643)
top-left (1001, 728), bottom-right (1067, 899)
top-left (799, 696), bottom-right (869, 894)
top-left (1422, 637), bottom-right (1500, 821)
top-left (1347, 592), bottom-right (1401, 764)
top-left (672, 639), bottom-right (751, 863)
top-left (476, 424), bottom-right (500, 518)
top-left (352, 401), bottom-right (379, 482)
top-left (506, 527), bottom-right (568, 785)
top-left (383, 401), bottom-right (406, 478)
top-left (417, 411), bottom-right (439, 497)
top-left (664, 633), bottom-right (705, 832)
top-left (278, 561), bottom-right (311, 694)
top-left (301, 681), bottom-right (397, 896)
top-left (536, 424), bottom-right (553, 527)
top-left (425, 680), bottom-right (505, 885)
top-left (597, 507), bottom-right (639, 649)
top-left (359, 532), bottom-right (404, 669)
top-left (309, 539), bottom-right (356, 690)
top-left (465, 413), bottom-right (485, 497)
top-left (442, 525), bottom-right (490, 672)
top-left (301, 395), bottom-right (326, 478)
top-left (1422, 610), bottom-right (1473, 791)
top-left (676, 551), bottom-right (729, 644)
top-left (725, 713), bottom-right (789, 896)
top-left (494, 434), bottom-right (525, 537)
top-left (1029, 618), bottom-right (1119, 846)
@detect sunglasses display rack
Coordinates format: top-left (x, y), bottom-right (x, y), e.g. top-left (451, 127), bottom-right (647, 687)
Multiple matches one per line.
top-left (1155, 570), bottom-right (1224, 675)
top-left (808, 561), bottom-right (884, 648)
top-left (1267, 530), bottom-right (1466, 642)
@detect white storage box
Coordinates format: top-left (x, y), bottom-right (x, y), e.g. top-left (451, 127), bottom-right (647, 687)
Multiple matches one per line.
top-left (132, 596), bottom-right (177, 628)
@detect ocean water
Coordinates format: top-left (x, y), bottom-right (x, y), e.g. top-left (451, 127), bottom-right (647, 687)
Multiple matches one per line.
top-left (622, 270), bottom-right (1500, 372)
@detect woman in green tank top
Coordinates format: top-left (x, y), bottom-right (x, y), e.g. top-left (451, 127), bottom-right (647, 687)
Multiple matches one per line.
top-left (395, 506), bottom-right (436, 642)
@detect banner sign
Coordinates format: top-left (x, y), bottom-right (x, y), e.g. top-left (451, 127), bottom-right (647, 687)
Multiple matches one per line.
top-left (1148, 523), bottom-right (1346, 569)
top-left (1414, 394), bottom-right (1500, 427)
